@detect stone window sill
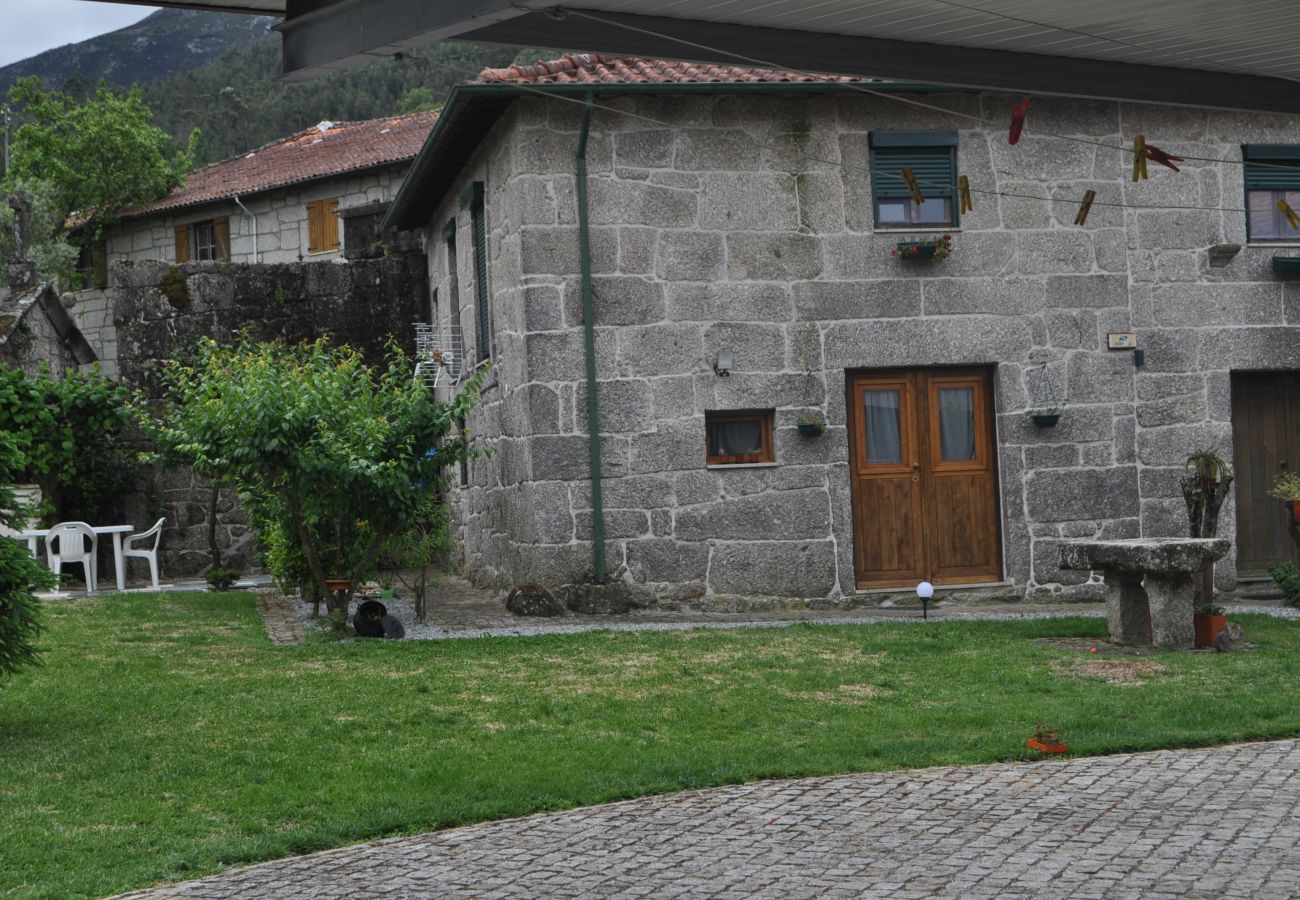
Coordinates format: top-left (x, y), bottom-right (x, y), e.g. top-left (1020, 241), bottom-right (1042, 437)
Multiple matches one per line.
top-left (707, 462), bottom-right (780, 470)
top-left (875, 227), bottom-right (961, 234)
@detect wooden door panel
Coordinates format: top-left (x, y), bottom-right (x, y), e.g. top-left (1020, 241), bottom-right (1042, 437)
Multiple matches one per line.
top-left (1233, 372), bottom-right (1300, 575)
top-left (854, 476), bottom-right (923, 581)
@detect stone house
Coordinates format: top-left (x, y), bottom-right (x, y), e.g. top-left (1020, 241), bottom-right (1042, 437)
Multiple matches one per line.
top-left (384, 54), bottom-right (1300, 604)
top-left (69, 109), bottom-right (438, 378)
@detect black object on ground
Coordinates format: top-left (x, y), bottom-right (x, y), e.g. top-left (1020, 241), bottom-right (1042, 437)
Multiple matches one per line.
top-left (354, 599), bottom-right (387, 638)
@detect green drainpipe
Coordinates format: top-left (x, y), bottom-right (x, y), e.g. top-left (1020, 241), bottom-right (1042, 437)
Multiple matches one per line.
top-left (576, 92), bottom-right (606, 582)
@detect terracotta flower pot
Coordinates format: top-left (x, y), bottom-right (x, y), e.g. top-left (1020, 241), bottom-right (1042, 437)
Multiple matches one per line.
top-left (1194, 612), bottom-right (1228, 649)
top-left (1027, 738), bottom-right (1068, 754)
top-left (1289, 499), bottom-right (1300, 524)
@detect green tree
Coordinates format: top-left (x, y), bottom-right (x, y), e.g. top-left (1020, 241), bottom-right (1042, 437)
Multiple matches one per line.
top-left (0, 363), bottom-right (135, 525)
top-left (394, 87), bottom-right (439, 115)
top-left (0, 433), bottom-right (57, 684)
top-left (4, 77), bottom-right (197, 231)
top-left (0, 178), bottom-right (79, 286)
top-left (144, 335), bottom-right (483, 616)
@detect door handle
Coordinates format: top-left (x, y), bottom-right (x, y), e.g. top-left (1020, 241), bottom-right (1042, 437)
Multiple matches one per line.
top-left (912, 462), bottom-right (921, 470)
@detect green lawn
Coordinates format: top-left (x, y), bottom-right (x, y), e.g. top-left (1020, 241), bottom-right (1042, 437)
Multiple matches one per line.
top-left (4, 593), bottom-right (1300, 898)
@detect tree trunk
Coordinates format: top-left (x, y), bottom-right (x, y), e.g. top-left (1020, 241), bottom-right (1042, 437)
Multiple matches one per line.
top-left (288, 499), bottom-right (338, 617)
top-left (208, 482), bottom-right (221, 569)
top-left (1182, 473), bottom-right (1233, 611)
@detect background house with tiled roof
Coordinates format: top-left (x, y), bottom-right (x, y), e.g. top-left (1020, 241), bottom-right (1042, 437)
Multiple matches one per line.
top-left (99, 108), bottom-right (439, 272)
top-left (385, 53), bottom-right (1300, 606)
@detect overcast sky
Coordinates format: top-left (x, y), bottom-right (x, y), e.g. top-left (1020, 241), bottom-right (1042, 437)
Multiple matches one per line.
top-left (0, 1), bottom-right (159, 69)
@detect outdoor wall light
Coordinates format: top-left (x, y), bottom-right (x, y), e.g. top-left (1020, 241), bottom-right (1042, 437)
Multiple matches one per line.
top-left (916, 581), bottom-right (934, 620)
top-left (714, 350), bottom-right (733, 377)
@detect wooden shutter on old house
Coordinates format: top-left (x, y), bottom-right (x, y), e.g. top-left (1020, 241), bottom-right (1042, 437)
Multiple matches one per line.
top-left (174, 224), bottom-right (190, 263)
top-left (92, 239), bottom-right (108, 289)
top-left (213, 217), bottom-right (231, 262)
top-left (307, 198), bottom-right (340, 253)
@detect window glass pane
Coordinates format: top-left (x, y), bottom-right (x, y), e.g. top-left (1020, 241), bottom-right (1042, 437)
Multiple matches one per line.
top-left (938, 387), bottom-right (976, 461)
top-left (709, 419), bottom-right (762, 456)
top-left (1249, 190), bottom-right (1280, 239)
top-left (864, 390), bottom-right (902, 463)
top-left (915, 197), bottom-right (952, 224)
top-left (877, 201), bottom-right (908, 224)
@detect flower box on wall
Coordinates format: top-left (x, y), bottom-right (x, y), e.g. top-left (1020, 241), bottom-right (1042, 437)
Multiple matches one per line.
top-left (1271, 255), bottom-right (1300, 279)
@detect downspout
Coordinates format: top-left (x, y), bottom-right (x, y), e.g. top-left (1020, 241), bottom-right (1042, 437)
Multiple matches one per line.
top-left (576, 92), bottom-right (606, 582)
top-left (232, 194), bottom-right (258, 263)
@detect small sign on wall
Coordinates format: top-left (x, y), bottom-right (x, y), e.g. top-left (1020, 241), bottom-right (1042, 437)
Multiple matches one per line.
top-left (1107, 332), bottom-right (1137, 350)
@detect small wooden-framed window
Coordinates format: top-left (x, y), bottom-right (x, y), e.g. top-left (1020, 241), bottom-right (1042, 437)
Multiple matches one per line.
top-left (307, 197), bottom-right (341, 253)
top-left (175, 217), bottom-right (230, 262)
top-left (869, 131), bottom-right (959, 229)
top-left (706, 409), bottom-right (775, 466)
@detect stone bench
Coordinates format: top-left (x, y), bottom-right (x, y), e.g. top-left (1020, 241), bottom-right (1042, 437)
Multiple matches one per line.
top-left (1058, 538), bottom-right (1230, 650)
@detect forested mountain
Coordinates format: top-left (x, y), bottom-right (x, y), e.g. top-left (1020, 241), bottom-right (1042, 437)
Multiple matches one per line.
top-left (0, 9), bottom-right (274, 98)
top-left (141, 37), bottom-right (518, 164)
top-left (3, 8), bottom-right (544, 167)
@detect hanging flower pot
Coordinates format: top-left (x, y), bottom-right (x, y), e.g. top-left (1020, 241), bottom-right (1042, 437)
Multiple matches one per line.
top-left (891, 234), bottom-right (952, 262)
top-left (1029, 407), bottom-right (1063, 427)
top-left (796, 410), bottom-right (826, 436)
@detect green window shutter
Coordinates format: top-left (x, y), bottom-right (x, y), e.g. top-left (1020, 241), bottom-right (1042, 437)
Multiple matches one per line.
top-left (870, 146), bottom-right (957, 200)
top-left (1243, 145), bottom-right (1300, 189)
top-left (470, 185), bottom-right (491, 362)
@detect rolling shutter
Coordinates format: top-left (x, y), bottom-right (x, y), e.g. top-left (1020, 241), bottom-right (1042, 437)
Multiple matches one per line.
top-left (174, 225), bottom-right (190, 263)
top-left (1243, 145), bottom-right (1300, 190)
top-left (470, 183), bottom-right (491, 362)
top-left (869, 146), bottom-right (957, 200)
top-left (213, 216), bottom-right (231, 262)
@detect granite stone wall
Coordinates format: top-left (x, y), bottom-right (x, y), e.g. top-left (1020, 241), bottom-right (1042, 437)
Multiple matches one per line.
top-left (111, 253), bottom-right (430, 577)
top-left (426, 92), bottom-right (1300, 601)
top-left (102, 166), bottom-right (407, 275)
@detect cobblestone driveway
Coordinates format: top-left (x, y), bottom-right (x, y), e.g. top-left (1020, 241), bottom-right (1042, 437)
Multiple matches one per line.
top-left (118, 740), bottom-right (1300, 898)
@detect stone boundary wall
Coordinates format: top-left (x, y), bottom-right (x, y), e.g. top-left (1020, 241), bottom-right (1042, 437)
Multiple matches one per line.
top-left (66, 288), bottom-right (118, 379)
top-left (111, 252), bottom-right (430, 577)
top-left (425, 91), bottom-right (1300, 603)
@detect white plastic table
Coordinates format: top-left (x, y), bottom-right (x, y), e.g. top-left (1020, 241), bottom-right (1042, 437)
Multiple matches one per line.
top-left (20, 525), bottom-right (135, 592)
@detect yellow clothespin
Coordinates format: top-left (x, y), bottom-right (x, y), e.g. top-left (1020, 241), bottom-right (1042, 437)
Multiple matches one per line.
top-left (958, 175), bottom-right (973, 214)
top-left (900, 167), bottom-right (925, 205)
top-left (1279, 199), bottom-right (1300, 232)
top-left (1073, 189), bottom-right (1097, 226)
top-left (1131, 134), bottom-right (1148, 182)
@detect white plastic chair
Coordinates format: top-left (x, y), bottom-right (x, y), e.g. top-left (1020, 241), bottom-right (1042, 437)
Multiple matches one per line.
top-left (47, 522), bottom-right (98, 592)
top-left (123, 517), bottom-right (166, 589)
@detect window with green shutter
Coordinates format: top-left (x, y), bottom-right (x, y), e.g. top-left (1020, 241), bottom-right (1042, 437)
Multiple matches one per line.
top-left (869, 131), bottom-right (959, 229)
top-left (1243, 144), bottom-right (1300, 241)
top-left (469, 182), bottom-right (492, 363)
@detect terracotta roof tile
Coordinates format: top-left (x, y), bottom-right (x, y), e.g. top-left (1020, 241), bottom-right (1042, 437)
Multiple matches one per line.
top-left (477, 54), bottom-right (881, 86)
top-left (121, 108), bottom-right (440, 220)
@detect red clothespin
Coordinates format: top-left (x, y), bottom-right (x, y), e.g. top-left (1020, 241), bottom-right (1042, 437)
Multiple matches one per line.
top-left (958, 176), bottom-right (973, 214)
top-left (1278, 199), bottom-right (1300, 232)
top-left (1073, 189), bottom-right (1097, 226)
top-left (1144, 143), bottom-right (1183, 173)
top-left (1008, 98), bottom-right (1030, 145)
top-left (900, 167), bottom-right (925, 205)
top-left (1131, 135), bottom-right (1148, 182)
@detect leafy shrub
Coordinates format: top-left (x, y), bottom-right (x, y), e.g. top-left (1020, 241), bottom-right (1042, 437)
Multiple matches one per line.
top-left (0, 362), bottom-right (136, 525)
top-left (204, 568), bottom-right (241, 592)
top-left (0, 434), bottom-right (57, 683)
top-left (1270, 562), bottom-right (1300, 609)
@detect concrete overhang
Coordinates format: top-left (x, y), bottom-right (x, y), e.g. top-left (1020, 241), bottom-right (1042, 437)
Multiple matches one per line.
top-left (86, 0), bottom-right (1300, 114)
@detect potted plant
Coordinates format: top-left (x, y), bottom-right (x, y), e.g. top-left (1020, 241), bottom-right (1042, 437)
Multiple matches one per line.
top-left (1194, 603), bottom-right (1228, 649)
top-left (205, 567), bottom-right (241, 592)
top-left (891, 234), bottom-right (953, 262)
top-left (1027, 722), bottom-right (1068, 755)
top-left (1028, 404), bottom-right (1064, 427)
top-left (1269, 472), bottom-right (1300, 524)
top-left (377, 574), bottom-right (397, 600)
top-left (796, 410), bottom-right (827, 436)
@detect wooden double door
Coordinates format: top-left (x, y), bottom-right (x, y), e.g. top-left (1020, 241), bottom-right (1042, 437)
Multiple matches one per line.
top-left (1232, 372), bottom-right (1300, 577)
top-left (847, 368), bottom-right (1002, 589)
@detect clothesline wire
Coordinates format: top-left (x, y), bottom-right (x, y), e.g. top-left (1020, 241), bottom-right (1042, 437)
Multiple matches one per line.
top-left (508, 82), bottom-right (1265, 217)
top-left (539, 5), bottom-right (1300, 174)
